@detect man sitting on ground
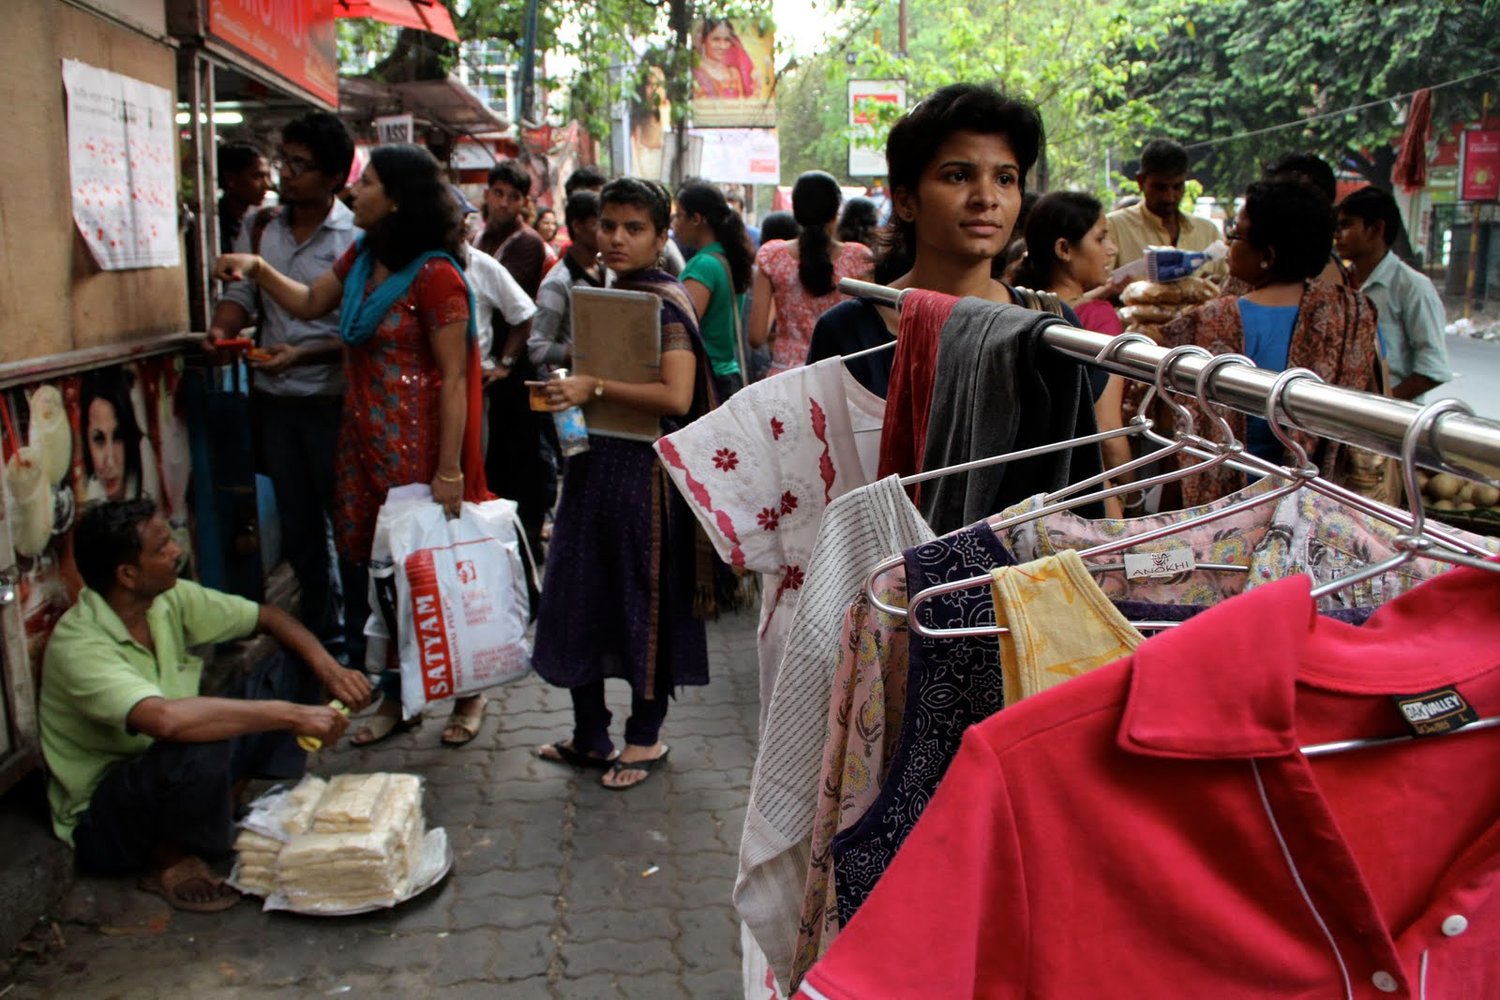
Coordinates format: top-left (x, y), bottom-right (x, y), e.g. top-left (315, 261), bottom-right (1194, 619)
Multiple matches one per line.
top-left (40, 499), bottom-right (371, 911)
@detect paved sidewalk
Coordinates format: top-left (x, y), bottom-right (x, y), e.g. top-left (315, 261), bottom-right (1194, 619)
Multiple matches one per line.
top-left (7, 610), bottom-right (760, 998)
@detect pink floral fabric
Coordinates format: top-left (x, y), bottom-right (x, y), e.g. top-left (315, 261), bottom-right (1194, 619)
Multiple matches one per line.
top-left (756, 240), bottom-right (874, 377)
top-left (792, 572), bottom-right (910, 988)
top-left (655, 357), bottom-right (886, 724)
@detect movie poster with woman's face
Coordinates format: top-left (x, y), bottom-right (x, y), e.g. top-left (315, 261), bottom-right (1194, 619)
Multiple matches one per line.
top-left (2, 358), bottom-right (193, 681)
top-left (691, 16), bottom-right (776, 128)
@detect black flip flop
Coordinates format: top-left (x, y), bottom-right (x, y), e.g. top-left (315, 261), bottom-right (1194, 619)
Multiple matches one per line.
top-left (536, 741), bottom-right (618, 771)
top-left (600, 745), bottom-right (670, 791)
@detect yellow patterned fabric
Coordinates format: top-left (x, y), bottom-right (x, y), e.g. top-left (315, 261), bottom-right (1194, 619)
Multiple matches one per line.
top-left (991, 550), bottom-right (1146, 704)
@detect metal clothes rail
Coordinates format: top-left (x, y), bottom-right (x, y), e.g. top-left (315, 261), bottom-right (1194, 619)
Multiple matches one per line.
top-left (838, 278), bottom-right (1500, 484)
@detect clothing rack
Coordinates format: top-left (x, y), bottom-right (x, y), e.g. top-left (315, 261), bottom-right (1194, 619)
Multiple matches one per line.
top-left (839, 278), bottom-right (1500, 484)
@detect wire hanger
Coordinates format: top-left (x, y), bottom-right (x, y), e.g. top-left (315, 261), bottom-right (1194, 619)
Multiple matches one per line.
top-left (1307, 397), bottom-right (1500, 600)
top-left (904, 355), bottom-right (1321, 638)
top-left (862, 335), bottom-right (1170, 616)
top-left (1299, 396), bottom-right (1500, 756)
top-left (896, 333), bottom-right (1157, 490)
top-left (841, 338), bottom-right (898, 363)
top-left (1138, 368), bottom-right (1495, 561)
top-left (866, 343), bottom-right (1254, 617)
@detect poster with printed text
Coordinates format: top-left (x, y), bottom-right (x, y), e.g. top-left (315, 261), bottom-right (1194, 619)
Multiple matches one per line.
top-left (62, 59), bottom-right (180, 271)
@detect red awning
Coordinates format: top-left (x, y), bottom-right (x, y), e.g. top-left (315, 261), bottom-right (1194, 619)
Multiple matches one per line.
top-left (334, 0), bottom-right (460, 43)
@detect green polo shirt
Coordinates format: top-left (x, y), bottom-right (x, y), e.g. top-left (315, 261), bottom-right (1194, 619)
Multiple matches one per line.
top-left (39, 580), bottom-right (260, 845)
top-left (679, 241), bottom-right (746, 378)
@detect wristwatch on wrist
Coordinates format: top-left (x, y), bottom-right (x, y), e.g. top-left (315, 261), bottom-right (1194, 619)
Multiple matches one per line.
top-left (499, 354), bottom-right (517, 368)
top-left (593, 378), bottom-right (605, 399)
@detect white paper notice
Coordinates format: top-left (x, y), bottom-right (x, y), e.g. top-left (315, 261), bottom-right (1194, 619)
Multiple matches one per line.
top-left (62, 59), bottom-right (180, 271)
top-left (1123, 548), bottom-right (1196, 580)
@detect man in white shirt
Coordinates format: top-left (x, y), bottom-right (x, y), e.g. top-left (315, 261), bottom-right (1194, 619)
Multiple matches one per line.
top-left (1336, 187), bottom-right (1452, 401)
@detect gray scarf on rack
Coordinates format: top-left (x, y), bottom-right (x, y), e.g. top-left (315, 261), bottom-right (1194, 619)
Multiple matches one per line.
top-left (918, 297), bottom-right (1105, 534)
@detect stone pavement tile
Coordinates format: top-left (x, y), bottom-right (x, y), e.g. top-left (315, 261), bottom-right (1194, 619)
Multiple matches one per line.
top-left (422, 762), bottom-right (491, 787)
top-left (668, 851), bottom-right (736, 882)
top-left (558, 935), bottom-right (678, 979)
top-left (336, 928), bottom-right (435, 972)
top-left (389, 878), bottom-right (458, 932)
top-left (669, 790), bottom-right (750, 817)
top-left (496, 726), bottom-right (567, 752)
top-left (681, 968), bottom-right (747, 998)
top-left (449, 892), bottom-right (555, 931)
top-left (672, 766), bottom-right (751, 793)
top-left (489, 746), bottom-right (562, 783)
top-left (675, 874), bottom-right (736, 911)
top-left (425, 925), bottom-right (552, 985)
top-left (453, 827), bottom-right (518, 873)
top-left (459, 866), bottom-right (562, 900)
top-left (552, 972), bottom-right (624, 998)
top-left (617, 971), bottom-right (694, 1000)
top-left (511, 835), bottom-right (568, 872)
top-left (562, 905), bottom-right (675, 944)
top-left (432, 978), bottom-right (555, 1000)
top-left (674, 906), bottom-right (740, 972)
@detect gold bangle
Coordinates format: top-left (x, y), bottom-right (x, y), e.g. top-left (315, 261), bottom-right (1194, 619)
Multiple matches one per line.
top-left (436, 470), bottom-right (464, 483)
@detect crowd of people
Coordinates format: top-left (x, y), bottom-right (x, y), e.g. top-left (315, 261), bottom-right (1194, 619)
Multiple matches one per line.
top-left (36, 81), bottom-right (1456, 912)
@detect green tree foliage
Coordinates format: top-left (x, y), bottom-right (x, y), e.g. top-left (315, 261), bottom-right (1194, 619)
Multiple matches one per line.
top-left (828, 0), bottom-right (1183, 194)
top-left (339, 0), bottom-right (772, 179)
top-left (776, 50), bottom-right (864, 185)
top-left (1113, 0), bottom-right (1500, 196)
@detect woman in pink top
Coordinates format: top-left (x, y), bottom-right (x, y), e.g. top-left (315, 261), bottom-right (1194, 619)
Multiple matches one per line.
top-left (747, 171), bottom-right (873, 376)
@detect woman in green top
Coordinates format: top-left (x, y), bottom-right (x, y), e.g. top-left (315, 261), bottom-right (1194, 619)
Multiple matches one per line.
top-left (673, 182), bottom-right (755, 399)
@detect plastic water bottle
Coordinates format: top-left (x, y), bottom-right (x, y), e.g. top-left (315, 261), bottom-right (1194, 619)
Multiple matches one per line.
top-left (550, 368), bottom-right (591, 458)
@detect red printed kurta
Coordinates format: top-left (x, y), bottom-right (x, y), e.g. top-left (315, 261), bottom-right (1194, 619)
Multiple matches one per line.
top-left (332, 246), bottom-right (477, 562)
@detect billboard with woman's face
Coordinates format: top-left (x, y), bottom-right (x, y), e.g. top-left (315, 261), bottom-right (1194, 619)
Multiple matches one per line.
top-left (692, 17), bottom-right (776, 128)
top-left (2, 359), bottom-right (193, 681)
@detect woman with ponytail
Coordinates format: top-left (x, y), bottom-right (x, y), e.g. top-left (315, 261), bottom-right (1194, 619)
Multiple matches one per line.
top-left (674, 181), bottom-right (755, 398)
top-left (747, 171), bottom-right (873, 377)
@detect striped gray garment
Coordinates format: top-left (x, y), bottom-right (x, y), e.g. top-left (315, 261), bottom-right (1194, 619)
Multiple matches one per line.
top-left (734, 475), bottom-right (934, 991)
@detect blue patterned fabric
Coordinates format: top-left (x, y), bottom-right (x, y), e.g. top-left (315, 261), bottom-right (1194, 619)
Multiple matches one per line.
top-left (830, 523), bottom-right (1014, 925)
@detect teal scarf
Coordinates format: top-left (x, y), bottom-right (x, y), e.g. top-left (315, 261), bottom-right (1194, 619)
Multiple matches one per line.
top-left (338, 239), bottom-right (477, 346)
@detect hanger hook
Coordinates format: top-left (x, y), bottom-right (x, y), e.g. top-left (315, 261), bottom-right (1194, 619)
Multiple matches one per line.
top-left (1191, 352), bottom-right (1255, 450)
top-left (1093, 332), bottom-right (1155, 367)
top-left (1262, 368), bottom-right (1324, 474)
top-left (1095, 333), bottom-right (1157, 426)
top-left (1153, 345), bottom-right (1212, 437)
top-left (1399, 396), bottom-right (1474, 543)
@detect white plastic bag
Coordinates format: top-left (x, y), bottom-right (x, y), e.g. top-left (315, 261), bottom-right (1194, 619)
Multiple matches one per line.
top-left (363, 485), bottom-right (434, 676)
top-left (384, 495), bottom-right (531, 719)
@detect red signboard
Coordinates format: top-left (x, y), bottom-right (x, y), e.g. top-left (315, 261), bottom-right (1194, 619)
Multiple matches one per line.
top-left (207, 0), bottom-right (339, 108)
top-left (1460, 129), bottom-right (1500, 202)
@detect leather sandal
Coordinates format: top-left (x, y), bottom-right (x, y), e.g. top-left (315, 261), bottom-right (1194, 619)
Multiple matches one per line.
top-left (440, 695), bottom-right (486, 747)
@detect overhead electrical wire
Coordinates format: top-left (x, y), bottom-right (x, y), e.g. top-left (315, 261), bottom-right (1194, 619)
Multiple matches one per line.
top-left (1182, 64), bottom-right (1500, 151)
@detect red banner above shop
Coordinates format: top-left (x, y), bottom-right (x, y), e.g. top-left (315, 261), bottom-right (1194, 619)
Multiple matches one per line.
top-left (207, 0), bottom-right (339, 108)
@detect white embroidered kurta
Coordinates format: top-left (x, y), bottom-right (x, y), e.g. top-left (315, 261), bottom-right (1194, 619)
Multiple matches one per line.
top-left (734, 476), bottom-right (934, 991)
top-left (655, 357), bottom-right (885, 729)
